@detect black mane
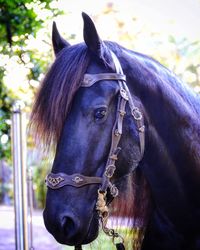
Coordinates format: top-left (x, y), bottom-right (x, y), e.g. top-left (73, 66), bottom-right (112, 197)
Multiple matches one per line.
top-left (106, 41), bottom-right (200, 115)
top-left (30, 43), bottom-right (90, 146)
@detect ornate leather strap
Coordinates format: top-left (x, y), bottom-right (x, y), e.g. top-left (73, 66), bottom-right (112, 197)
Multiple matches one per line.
top-left (100, 88), bottom-right (128, 195)
top-left (110, 51), bottom-right (145, 157)
top-left (45, 173), bottom-right (102, 189)
top-left (82, 73), bottom-right (126, 87)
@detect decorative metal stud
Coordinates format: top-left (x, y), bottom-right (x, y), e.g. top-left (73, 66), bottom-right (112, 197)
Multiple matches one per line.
top-left (119, 110), bottom-right (126, 116)
top-left (114, 129), bottom-right (120, 136)
top-left (120, 88), bottom-right (129, 100)
top-left (138, 125), bottom-right (145, 133)
top-left (132, 108), bottom-right (142, 120)
top-left (47, 176), bottom-right (64, 187)
top-left (72, 176), bottom-right (84, 184)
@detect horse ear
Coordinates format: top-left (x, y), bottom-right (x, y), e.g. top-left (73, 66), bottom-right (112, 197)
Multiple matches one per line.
top-left (82, 12), bottom-right (103, 56)
top-left (52, 21), bottom-right (70, 56)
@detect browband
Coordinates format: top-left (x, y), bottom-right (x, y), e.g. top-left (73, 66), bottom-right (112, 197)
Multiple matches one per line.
top-left (46, 173), bottom-right (102, 189)
top-left (82, 73), bottom-right (126, 87)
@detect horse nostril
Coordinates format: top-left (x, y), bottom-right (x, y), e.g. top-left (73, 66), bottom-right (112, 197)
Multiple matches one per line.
top-left (61, 215), bottom-right (78, 238)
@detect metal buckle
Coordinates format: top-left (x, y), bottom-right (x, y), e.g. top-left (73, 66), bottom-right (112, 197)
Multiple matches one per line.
top-left (105, 164), bottom-right (116, 178)
top-left (109, 183), bottom-right (119, 197)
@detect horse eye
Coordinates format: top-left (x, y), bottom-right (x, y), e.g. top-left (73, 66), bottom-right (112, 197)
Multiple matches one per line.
top-left (94, 108), bottom-right (107, 121)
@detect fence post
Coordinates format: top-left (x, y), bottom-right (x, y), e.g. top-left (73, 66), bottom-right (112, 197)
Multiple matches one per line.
top-left (27, 167), bottom-right (34, 250)
top-left (12, 101), bottom-right (28, 250)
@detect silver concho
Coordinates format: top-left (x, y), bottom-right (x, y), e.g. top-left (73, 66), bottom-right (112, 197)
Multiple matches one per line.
top-left (47, 176), bottom-right (64, 187)
top-left (72, 176), bottom-right (84, 184)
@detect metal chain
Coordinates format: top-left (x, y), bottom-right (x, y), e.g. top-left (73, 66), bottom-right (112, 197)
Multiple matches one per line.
top-left (96, 190), bottom-right (125, 246)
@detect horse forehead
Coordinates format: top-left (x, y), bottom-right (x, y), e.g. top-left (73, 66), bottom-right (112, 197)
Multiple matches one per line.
top-left (86, 59), bottom-right (109, 73)
top-left (79, 81), bottom-right (119, 102)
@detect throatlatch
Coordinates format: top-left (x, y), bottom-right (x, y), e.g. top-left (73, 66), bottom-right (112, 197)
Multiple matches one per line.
top-left (45, 50), bottom-right (145, 250)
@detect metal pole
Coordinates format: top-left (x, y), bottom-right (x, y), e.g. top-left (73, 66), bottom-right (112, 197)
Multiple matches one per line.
top-left (27, 167), bottom-right (34, 250)
top-left (12, 101), bottom-right (28, 250)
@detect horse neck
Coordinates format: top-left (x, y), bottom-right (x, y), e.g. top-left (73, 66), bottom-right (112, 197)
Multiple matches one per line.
top-left (120, 49), bottom-right (200, 199)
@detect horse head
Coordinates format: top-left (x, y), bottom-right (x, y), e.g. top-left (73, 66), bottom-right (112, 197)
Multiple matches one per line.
top-left (31, 11), bottom-right (200, 250)
top-left (34, 13), bottom-right (145, 247)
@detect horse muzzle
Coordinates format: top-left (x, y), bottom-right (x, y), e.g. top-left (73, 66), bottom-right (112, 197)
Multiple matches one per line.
top-left (43, 192), bottom-right (99, 246)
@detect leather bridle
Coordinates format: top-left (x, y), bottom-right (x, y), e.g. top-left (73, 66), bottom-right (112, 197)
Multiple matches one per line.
top-left (45, 51), bottom-right (145, 249)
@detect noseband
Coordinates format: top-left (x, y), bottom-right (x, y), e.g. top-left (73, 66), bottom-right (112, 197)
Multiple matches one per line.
top-left (45, 51), bottom-right (145, 249)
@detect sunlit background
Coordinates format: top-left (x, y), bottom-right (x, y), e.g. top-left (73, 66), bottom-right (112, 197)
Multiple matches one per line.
top-left (3, 0), bottom-right (200, 102)
top-left (0, 0), bottom-right (200, 249)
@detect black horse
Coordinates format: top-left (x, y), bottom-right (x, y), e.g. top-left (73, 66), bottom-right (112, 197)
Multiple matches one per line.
top-left (31, 13), bottom-right (200, 250)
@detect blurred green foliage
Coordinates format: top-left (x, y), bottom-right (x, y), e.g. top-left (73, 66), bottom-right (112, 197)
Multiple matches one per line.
top-left (0, 0), bottom-right (62, 203)
top-left (32, 157), bottom-right (52, 208)
top-left (0, 0), bottom-right (62, 162)
top-left (0, 80), bottom-right (12, 161)
top-left (156, 36), bottom-right (200, 91)
top-left (0, 0), bottom-right (61, 48)
top-left (61, 228), bottom-right (141, 249)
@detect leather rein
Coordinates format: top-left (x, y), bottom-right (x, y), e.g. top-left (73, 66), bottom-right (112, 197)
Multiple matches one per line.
top-left (45, 51), bottom-right (145, 249)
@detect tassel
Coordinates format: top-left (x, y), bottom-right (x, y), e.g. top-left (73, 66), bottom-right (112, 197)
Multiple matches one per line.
top-left (116, 242), bottom-right (125, 250)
